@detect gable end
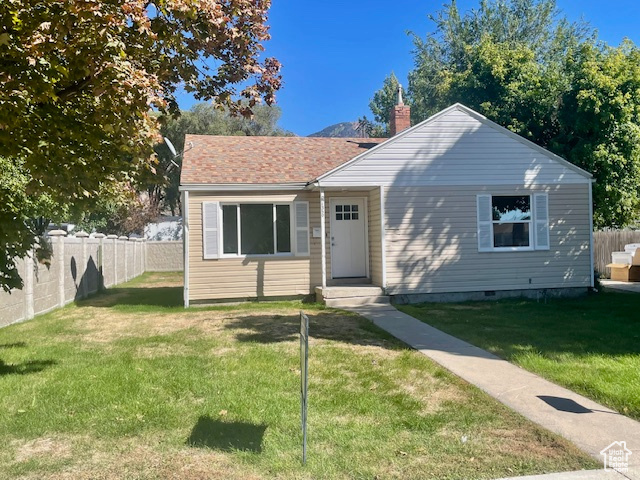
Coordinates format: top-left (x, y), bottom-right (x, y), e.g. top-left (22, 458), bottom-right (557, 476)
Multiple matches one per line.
top-left (315, 104), bottom-right (592, 187)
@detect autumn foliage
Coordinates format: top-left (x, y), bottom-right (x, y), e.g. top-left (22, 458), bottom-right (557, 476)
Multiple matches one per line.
top-left (0, 0), bottom-right (281, 290)
top-left (0, 0), bottom-right (281, 202)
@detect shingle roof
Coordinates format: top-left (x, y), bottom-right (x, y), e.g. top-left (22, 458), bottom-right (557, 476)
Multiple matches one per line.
top-left (180, 135), bottom-right (387, 185)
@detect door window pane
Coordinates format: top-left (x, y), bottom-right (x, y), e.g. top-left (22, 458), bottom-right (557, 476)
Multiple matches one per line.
top-left (276, 205), bottom-right (291, 253)
top-left (240, 204), bottom-right (274, 254)
top-left (222, 205), bottom-right (238, 254)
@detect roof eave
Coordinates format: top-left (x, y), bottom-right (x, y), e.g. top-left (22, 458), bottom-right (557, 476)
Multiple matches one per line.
top-left (179, 183), bottom-right (309, 192)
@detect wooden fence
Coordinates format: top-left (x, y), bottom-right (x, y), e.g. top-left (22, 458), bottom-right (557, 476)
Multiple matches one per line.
top-left (594, 230), bottom-right (640, 278)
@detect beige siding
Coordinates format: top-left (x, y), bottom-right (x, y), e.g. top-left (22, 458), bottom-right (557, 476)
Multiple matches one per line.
top-left (384, 184), bottom-right (591, 295)
top-left (308, 192), bottom-right (322, 287)
top-left (189, 191), bottom-right (320, 301)
top-left (320, 108), bottom-right (589, 187)
top-left (368, 188), bottom-right (383, 286)
top-left (187, 188), bottom-right (387, 301)
top-left (316, 188), bottom-right (382, 285)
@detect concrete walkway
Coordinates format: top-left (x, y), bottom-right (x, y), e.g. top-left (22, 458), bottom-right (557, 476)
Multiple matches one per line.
top-left (601, 280), bottom-right (640, 294)
top-left (348, 304), bottom-right (640, 480)
top-left (497, 469), bottom-right (631, 479)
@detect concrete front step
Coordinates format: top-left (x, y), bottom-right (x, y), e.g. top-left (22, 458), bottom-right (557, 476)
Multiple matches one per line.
top-left (316, 285), bottom-right (383, 298)
top-left (315, 285), bottom-right (390, 307)
top-left (324, 296), bottom-right (390, 308)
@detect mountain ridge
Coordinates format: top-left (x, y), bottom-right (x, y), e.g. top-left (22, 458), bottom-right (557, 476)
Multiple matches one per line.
top-left (308, 121), bottom-right (364, 138)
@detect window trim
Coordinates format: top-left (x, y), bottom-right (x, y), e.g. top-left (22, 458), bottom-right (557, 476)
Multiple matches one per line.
top-left (219, 201), bottom-right (295, 259)
top-left (478, 193), bottom-right (550, 253)
top-left (490, 194), bottom-right (533, 252)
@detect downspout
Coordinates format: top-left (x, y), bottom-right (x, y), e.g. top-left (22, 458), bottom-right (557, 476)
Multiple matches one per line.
top-left (588, 180), bottom-right (595, 288)
top-left (183, 190), bottom-right (190, 307)
top-left (320, 188), bottom-right (327, 289)
top-left (380, 186), bottom-right (387, 292)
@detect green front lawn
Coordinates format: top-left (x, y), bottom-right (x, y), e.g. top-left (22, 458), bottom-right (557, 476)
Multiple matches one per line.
top-left (0, 272), bottom-right (596, 479)
top-left (399, 290), bottom-right (640, 420)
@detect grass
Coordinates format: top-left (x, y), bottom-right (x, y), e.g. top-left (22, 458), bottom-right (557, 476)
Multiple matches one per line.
top-left (399, 290), bottom-right (640, 421)
top-left (0, 272), bottom-right (597, 479)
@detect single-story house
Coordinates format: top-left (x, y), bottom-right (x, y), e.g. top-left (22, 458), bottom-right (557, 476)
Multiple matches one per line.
top-left (179, 99), bottom-right (594, 306)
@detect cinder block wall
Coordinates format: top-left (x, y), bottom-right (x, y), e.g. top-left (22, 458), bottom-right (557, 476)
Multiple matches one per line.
top-left (2, 259), bottom-right (26, 324)
top-left (0, 233), bottom-right (150, 328)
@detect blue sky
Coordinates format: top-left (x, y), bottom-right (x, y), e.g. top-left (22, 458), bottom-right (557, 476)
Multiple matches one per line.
top-left (176, 0), bottom-right (640, 136)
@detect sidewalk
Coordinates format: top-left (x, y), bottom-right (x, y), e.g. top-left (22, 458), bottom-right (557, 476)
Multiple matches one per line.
top-left (348, 304), bottom-right (640, 480)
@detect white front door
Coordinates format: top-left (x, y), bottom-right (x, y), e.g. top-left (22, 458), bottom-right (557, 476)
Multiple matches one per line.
top-left (330, 198), bottom-right (367, 278)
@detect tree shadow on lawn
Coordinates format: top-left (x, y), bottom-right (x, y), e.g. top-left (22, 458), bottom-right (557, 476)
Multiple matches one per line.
top-left (0, 342), bottom-right (27, 349)
top-left (0, 340), bottom-right (55, 376)
top-left (0, 359), bottom-right (57, 376)
top-left (75, 281), bottom-right (403, 350)
top-left (223, 311), bottom-right (403, 349)
top-left (78, 287), bottom-right (183, 309)
top-left (187, 415), bottom-right (266, 453)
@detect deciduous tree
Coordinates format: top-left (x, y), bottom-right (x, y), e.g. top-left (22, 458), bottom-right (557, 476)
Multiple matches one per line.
top-left (75, 183), bottom-right (160, 237)
top-left (368, 72), bottom-right (403, 135)
top-left (407, 0), bottom-right (589, 121)
top-left (0, 158), bottom-right (66, 291)
top-left (378, 0), bottom-right (640, 227)
top-left (553, 41), bottom-right (640, 227)
top-left (0, 0), bottom-right (281, 290)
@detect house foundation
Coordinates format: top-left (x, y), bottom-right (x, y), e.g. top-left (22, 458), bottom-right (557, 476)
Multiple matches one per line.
top-left (391, 287), bottom-right (589, 305)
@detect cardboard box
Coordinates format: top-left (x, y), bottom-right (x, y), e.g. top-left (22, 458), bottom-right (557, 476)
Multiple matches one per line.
top-left (607, 264), bottom-right (640, 282)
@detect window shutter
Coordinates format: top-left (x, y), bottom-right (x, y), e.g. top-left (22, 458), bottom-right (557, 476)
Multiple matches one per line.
top-left (294, 201), bottom-right (309, 256)
top-left (202, 202), bottom-right (220, 259)
top-left (477, 195), bottom-right (493, 252)
top-left (534, 193), bottom-right (550, 250)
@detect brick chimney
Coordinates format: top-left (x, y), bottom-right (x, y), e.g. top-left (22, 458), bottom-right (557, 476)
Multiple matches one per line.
top-left (389, 84), bottom-right (411, 136)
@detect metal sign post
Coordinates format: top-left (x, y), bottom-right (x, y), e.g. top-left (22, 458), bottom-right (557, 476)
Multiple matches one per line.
top-left (300, 311), bottom-right (309, 465)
